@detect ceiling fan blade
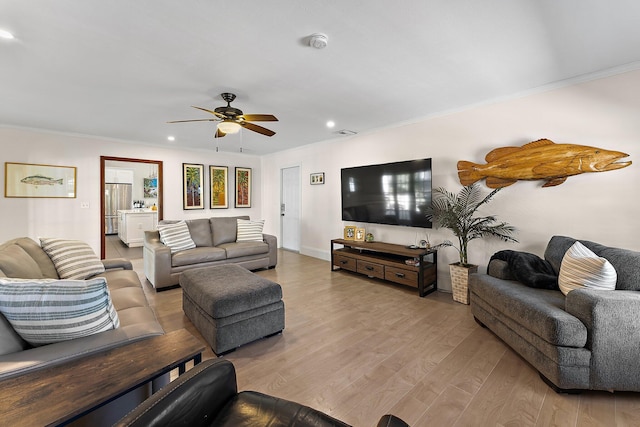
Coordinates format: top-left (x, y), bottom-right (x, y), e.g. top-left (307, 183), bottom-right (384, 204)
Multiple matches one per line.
top-left (167, 118), bottom-right (218, 123)
top-left (240, 121), bottom-right (276, 137)
top-left (240, 114), bottom-right (278, 122)
top-left (215, 128), bottom-right (226, 138)
top-left (191, 106), bottom-right (226, 119)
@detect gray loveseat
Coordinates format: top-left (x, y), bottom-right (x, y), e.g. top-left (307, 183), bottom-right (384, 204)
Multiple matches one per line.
top-left (143, 216), bottom-right (277, 290)
top-left (470, 235), bottom-right (640, 392)
top-left (0, 237), bottom-right (164, 380)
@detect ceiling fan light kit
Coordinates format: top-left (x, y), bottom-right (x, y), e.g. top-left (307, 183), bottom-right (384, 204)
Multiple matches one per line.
top-left (217, 121), bottom-right (241, 134)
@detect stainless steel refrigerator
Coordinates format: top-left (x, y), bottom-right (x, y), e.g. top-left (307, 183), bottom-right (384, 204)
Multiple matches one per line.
top-left (104, 183), bottom-right (132, 235)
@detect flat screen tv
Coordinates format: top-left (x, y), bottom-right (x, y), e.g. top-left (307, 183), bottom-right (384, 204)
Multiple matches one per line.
top-left (341, 158), bottom-right (432, 228)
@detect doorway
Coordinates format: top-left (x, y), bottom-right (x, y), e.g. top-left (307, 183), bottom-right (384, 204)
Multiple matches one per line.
top-left (280, 166), bottom-right (301, 252)
top-left (100, 156), bottom-right (163, 259)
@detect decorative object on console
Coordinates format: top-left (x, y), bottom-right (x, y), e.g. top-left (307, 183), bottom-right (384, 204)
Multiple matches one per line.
top-left (4, 162), bottom-right (76, 198)
top-left (365, 232), bottom-right (374, 242)
top-left (458, 138), bottom-right (631, 188)
top-left (183, 163), bottom-right (204, 210)
top-left (235, 167), bottom-right (252, 208)
top-left (210, 165), bottom-right (228, 209)
top-left (310, 172), bottom-right (324, 185)
top-left (355, 227), bottom-right (365, 242)
top-left (343, 225), bottom-right (356, 240)
top-left (427, 183), bottom-right (517, 304)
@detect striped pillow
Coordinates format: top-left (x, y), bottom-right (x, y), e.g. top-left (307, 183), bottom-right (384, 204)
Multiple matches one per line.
top-left (40, 238), bottom-right (105, 280)
top-left (236, 219), bottom-right (265, 242)
top-left (0, 277), bottom-right (120, 346)
top-left (558, 241), bottom-right (617, 295)
top-left (157, 220), bottom-right (196, 253)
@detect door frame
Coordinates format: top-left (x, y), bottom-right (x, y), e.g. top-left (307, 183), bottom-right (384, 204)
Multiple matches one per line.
top-left (100, 156), bottom-right (163, 259)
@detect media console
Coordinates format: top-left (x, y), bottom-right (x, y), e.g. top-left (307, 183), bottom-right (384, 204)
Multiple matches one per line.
top-left (331, 238), bottom-right (437, 297)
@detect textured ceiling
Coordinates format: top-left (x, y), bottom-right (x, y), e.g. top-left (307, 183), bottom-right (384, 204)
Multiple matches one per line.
top-left (1, 1), bottom-right (640, 155)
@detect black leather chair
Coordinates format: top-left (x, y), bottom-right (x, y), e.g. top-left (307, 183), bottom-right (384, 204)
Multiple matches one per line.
top-left (115, 358), bottom-right (409, 427)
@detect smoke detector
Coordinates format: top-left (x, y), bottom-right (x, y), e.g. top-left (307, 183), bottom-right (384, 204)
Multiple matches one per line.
top-left (309, 33), bottom-right (328, 49)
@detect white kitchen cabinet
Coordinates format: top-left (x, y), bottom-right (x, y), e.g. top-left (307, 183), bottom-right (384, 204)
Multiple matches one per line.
top-left (118, 210), bottom-right (158, 247)
top-left (105, 168), bottom-right (134, 184)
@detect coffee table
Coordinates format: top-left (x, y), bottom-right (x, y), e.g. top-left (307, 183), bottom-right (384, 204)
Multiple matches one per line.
top-left (0, 329), bottom-right (204, 426)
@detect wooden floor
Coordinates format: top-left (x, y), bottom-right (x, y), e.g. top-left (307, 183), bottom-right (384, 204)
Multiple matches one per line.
top-left (130, 250), bottom-right (639, 427)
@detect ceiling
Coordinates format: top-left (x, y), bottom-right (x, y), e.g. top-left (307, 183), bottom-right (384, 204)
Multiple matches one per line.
top-left (2, 1), bottom-right (640, 155)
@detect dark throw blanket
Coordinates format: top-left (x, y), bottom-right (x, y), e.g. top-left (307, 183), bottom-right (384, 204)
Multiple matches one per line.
top-left (490, 250), bottom-right (559, 290)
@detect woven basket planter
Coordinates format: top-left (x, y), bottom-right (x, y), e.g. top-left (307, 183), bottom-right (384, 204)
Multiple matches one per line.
top-left (450, 263), bottom-right (478, 305)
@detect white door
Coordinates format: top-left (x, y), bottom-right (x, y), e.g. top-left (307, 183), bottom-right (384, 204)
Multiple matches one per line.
top-left (281, 166), bottom-right (301, 252)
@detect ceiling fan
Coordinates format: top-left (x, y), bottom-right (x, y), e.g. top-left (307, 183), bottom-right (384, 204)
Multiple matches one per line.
top-left (168, 93), bottom-right (278, 138)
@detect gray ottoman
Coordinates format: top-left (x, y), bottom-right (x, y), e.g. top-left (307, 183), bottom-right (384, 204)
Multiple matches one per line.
top-left (180, 264), bottom-right (285, 355)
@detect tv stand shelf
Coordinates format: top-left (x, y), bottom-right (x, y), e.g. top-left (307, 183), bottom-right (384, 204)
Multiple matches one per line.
top-left (331, 238), bottom-right (437, 297)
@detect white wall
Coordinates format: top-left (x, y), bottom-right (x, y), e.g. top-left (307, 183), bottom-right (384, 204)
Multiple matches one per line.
top-left (0, 128), bottom-right (263, 252)
top-left (261, 68), bottom-right (640, 291)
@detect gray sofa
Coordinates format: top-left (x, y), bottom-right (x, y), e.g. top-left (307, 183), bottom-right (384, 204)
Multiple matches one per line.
top-left (0, 237), bottom-right (164, 381)
top-left (470, 235), bottom-right (640, 392)
top-left (143, 216), bottom-right (277, 290)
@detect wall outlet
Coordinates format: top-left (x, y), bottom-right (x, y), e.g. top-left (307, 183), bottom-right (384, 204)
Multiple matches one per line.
top-left (80, 202), bottom-right (90, 209)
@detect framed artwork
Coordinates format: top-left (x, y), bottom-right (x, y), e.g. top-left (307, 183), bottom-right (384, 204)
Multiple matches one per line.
top-left (183, 163), bottom-right (204, 210)
top-left (5, 162), bottom-right (76, 198)
top-left (209, 165), bottom-right (228, 209)
top-left (310, 172), bottom-right (325, 185)
top-left (343, 225), bottom-right (356, 240)
top-left (355, 228), bottom-right (366, 242)
top-left (143, 177), bottom-right (158, 198)
top-left (235, 167), bottom-right (252, 208)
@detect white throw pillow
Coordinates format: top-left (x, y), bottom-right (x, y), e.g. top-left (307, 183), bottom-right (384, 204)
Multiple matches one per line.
top-left (558, 241), bottom-right (617, 295)
top-left (157, 221), bottom-right (196, 253)
top-left (40, 238), bottom-right (105, 280)
top-left (0, 277), bottom-right (120, 346)
top-left (236, 219), bottom-right (265, 242)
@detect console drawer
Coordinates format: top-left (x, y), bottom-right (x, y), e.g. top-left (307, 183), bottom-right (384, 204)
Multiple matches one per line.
top-left (333, 253), bottom-right (356, 272)
top-left (357, 260), bottom-right (384, 279)
top-left (385, 266), bottom-right (418, 288)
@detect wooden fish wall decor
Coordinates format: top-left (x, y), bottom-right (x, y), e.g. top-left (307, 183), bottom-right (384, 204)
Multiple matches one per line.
top-left (457, 139), bottom-right (631, 188)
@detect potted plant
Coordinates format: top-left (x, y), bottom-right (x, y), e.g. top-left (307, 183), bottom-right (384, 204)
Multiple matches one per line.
top-left (427, 183), bottom-right (517, 304)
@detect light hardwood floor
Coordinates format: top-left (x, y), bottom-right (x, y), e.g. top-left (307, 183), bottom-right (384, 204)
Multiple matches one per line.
top-left (130, 250), bottom-right (639, 427)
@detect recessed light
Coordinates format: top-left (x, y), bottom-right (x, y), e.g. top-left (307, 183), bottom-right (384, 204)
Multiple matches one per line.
top-left (0, 29), bottom-right (15, 40)
top-left (326, 120), bottom-right (335, 128)
top-left (167, 136), bottom-right (175, 141)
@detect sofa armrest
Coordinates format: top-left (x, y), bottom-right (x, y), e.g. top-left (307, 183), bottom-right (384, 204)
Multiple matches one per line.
top-left (115, 359), bottom-right (238, 427)
top-left (143, 230), bottom-right (172, 289)
top-left (263, 233), bottom-right (278, 267)
top-left (566, 289), bottom-right (640, 390)
top-left (102, 258), bottom-right (133, 271)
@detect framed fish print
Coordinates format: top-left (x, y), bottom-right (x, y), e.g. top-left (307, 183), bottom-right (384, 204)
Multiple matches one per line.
top-left (235, 167), bottom-right (251, 208)
top-left (4, 162), bottom-right (77, 198)
top-left (210, 165), bottom-right (228, 209)
top-left (183, 163), bottom-right (204, 210)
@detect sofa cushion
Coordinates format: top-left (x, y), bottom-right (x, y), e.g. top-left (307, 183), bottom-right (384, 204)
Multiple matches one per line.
top-left (0, 244), bottom-right (44, 279)
top-left (187, 218), bottom-right (214, 247)
top-left (172, 247), bottom-right (227, 267)
top-left (0, 313), bottom-right (29, 355)
top-left (40, 238), bottom-right (105, 280)
top-left (12, 237), bottom-right (59, 279)
top-left (559, 241), bottom-right (617, 295)
top-left (0, 277), bottom-right (120, 346)
top-left (211, 216), bottom-right (249, 246)
top-left (157, 221), bottom-right (196, 253)
top-left (219, 242), bottom-right (269, 259)
top-left (236, 219), bottom-right (265, 242)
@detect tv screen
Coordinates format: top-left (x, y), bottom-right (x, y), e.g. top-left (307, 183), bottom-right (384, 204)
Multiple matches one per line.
top-left (341, 158), bottom-right (432, 228)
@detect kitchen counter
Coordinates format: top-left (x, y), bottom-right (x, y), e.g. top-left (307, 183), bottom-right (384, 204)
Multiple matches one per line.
top-left (118, 209), bottom-right (158, 247)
